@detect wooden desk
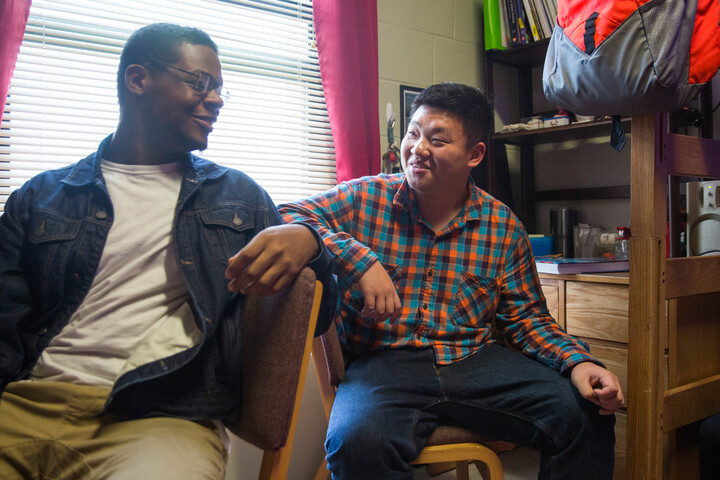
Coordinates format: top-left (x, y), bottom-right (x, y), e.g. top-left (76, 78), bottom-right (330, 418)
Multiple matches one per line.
top-left (539, 272), bottom-right (630, 479)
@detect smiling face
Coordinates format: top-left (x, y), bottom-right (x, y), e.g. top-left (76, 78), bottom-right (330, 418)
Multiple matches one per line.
top-left (143, 43), bottom-right (224, 154)
top-left (400, 105), bottom-right (485, 200)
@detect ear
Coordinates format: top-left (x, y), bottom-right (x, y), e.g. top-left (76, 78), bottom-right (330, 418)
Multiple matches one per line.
top-left (124, 64), bottom-right (151, 98)
top-left (467, 141), bottom-right (486, 168)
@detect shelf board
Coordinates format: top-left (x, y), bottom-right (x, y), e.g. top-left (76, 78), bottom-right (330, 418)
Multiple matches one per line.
top-left (486, 39), bottom-right (550, 68)
top-left (534, 185), bottom-right (631, 202)
top-left (492, 117), bottom-right (632, 145)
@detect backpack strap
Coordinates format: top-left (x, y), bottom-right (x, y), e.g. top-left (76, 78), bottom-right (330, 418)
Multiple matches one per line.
top-left (583, 12), bottom-right (599, 54)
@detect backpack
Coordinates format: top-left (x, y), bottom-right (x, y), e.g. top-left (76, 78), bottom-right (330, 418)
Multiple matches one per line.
top-left (542, 0), bottom-right (720, 116)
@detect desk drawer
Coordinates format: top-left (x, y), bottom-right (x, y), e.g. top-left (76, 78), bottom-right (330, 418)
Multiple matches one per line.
top-left (585, 341), bottom-right (628, 403)
top-left (565, 282), bottom-right (629, 343)
top-left (540, 280), bottom-right (562, 328)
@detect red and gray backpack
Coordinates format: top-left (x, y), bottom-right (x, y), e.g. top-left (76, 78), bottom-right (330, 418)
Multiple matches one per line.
top-left (542, 0), bottom-right (720, 116)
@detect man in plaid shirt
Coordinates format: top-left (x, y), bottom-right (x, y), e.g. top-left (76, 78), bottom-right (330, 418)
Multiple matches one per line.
top-left (279, 83), bottom-right (623, 480)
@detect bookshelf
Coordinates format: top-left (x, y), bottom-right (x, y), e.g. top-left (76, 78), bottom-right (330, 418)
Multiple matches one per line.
top-left (477, 39), bottom-right (632, 234)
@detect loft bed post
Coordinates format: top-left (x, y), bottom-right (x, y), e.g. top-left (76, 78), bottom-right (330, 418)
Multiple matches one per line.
top-left (628, 112), bottom-right (720, 479)
top-left (628, 113), bottom-right (667, 479)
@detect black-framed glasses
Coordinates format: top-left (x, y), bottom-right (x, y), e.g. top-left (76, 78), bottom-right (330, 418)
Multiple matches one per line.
top-left (145, 58), bottom-right (229, 103)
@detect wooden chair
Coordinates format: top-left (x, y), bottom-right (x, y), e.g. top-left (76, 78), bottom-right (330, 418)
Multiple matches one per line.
top-left (224, 267), bottom-right (323, 480)
top-left (311, 325), bottom-right (505, 480)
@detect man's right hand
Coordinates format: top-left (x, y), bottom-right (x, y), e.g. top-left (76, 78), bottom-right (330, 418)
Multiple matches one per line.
top-left (357, 261), bottom-right (402, 320)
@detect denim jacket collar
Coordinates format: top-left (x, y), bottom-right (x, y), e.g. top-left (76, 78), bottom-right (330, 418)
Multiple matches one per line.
top-left (60, 134), bottom-right (229, 188)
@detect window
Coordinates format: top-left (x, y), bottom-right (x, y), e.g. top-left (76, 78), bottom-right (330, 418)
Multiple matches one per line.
top-left (0, 0), bottom-right (337, 212)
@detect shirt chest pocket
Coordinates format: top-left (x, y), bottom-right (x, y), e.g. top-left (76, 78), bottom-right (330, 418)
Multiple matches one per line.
top-left (450, 272), bottom-right (500, 328)
top-left (198, 206), bottom-right (255, 262)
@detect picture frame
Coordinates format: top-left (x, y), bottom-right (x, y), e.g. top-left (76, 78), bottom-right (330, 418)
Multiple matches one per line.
top-left (399, 85), bottom-right (423, 138)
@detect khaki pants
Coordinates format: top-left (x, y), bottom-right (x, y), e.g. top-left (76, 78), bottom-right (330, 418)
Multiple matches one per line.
top-left (0, 381), bottom-right (227, 480)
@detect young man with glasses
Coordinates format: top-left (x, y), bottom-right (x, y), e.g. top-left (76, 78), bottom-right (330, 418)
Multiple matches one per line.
top-left (0, 23), bottom-right (335, 479)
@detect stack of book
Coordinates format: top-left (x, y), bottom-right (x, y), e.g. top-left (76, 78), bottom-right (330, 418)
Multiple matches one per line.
top-left (534, 256), bottom-right (630, 274)
top-left (484, 0), bottom-right (558, 50)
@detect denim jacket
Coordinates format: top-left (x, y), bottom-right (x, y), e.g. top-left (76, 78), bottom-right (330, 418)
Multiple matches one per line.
top-left (0, 134), bottom-right (336, 422)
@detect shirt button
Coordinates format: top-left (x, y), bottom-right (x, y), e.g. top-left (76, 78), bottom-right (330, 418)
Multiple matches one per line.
top-left (422, 303), bottom-right (429, 311)
top-left (95, 210), bottom-right (107, 219)
top-left (427, 269), bottom-right (434, 277)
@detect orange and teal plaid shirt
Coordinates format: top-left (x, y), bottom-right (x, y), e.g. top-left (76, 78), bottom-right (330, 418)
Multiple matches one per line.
top-left (279, 174), bottom-right (597, 371)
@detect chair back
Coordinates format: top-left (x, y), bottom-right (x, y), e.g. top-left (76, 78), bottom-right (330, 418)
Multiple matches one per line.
top-left (225, 267), bottom-right (323, 479)
top-left (315, 322), bottom-right (345, 388)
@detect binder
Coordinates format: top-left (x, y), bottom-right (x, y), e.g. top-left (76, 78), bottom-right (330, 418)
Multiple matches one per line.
top-left (483, 0), bottom-right (508, 50)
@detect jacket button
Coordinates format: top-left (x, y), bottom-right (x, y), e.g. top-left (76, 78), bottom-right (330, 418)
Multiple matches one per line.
top-left (95, 210), bottom-right (107, 219)
top-left (39, 328), bottom-right (48, 336)
top-left (72, 273), bottom-right (80, 282)
top-left (233, 214), bottom-right (243, 226)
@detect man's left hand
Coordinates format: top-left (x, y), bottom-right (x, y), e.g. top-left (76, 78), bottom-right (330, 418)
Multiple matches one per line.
top-left (570, 362), bottom-right (625, 415)
top-left (225, 224), bottom-right (318, 296)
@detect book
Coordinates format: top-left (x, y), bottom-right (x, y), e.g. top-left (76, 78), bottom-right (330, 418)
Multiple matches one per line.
top-left (543, 0), bottom-right (558, 28)
top-left (503, 0), bottom-right (521, 45)
top-left (521, 0), bottom-right (541, 41)
top-left (534, 256), bottom-right (630, 274)
top-left (515, 0), bottom-right (528, 44)
top-left (532, 0), bottom-right (553, 37)
top-left (498, 1), bottom-right (510, 47)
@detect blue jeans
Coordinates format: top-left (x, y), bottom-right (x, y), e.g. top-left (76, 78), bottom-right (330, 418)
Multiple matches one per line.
top-left (699, 413), bottom-right (720, 480)
top-left (325, 345), bottom-right (615, 480)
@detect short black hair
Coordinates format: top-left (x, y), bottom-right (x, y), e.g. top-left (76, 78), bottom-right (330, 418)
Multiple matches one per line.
top-left (117, 23), bottom-right (218, 103)
top-left (409, 83), bottom-right (494, 147)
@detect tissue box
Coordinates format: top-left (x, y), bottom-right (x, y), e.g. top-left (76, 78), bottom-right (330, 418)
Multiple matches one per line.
top-left (543, 116), bottom-right (570, 128)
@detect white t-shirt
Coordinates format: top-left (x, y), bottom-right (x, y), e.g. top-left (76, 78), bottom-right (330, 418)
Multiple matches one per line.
top-left (30, 159), bottom-right (201, 387)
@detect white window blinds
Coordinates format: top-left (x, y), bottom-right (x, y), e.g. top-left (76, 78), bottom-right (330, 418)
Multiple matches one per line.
top-left (0, 0), bottom-right (337, 212)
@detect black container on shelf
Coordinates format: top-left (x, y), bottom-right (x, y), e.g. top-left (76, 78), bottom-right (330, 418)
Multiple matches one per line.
top-left (550, 208), bottom-right (576, 258)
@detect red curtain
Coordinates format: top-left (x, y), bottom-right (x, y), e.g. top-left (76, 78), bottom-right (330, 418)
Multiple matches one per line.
top-left (313, 0), bottom-right (380, 183)
top-left (0, 0), bottom-right (31, 124)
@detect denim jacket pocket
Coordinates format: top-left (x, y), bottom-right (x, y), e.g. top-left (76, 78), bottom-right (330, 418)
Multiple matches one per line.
top-left (198, 205), bottom-right (256, 262)
top-left (450, 272), bottom-right (500, 328)
top-left (27, 210), bottom-right (82, 279)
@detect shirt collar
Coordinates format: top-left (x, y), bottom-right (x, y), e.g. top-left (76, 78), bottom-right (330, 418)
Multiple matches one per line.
top-left (392, 175), bottom-right (484, 231)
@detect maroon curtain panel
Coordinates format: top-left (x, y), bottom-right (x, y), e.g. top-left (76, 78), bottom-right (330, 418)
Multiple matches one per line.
top-left (313, 0), bottom-right (380, 183)
top-left (0, 0), bottom-right (31, 124)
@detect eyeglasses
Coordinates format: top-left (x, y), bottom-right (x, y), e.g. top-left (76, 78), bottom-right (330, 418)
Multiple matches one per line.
top-left (145, 58), bottom-right (229, 103)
